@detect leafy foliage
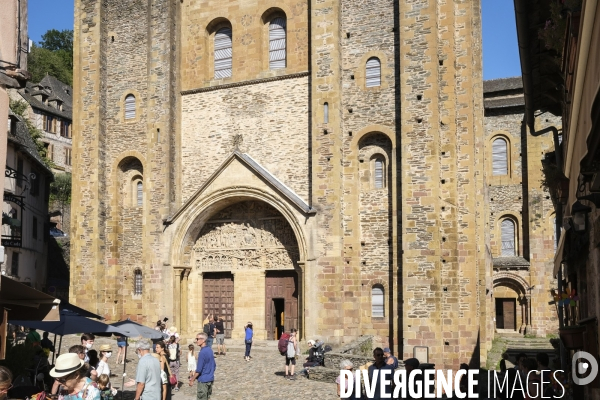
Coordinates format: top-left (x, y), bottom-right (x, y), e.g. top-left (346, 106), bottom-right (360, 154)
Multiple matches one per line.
top-left (0, 344), bottom-right (37, 378)
top-left (537, 0), bottom-right (583, 57)
top-left (8, 98), bottom-right (54, 168)
top-left (27, 29), bottom-right (73, 86)
top-left (50, 173), bottom-right (72, 206)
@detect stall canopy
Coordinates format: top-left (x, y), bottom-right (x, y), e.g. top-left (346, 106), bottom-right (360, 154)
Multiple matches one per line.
top-left (9, 310), bottom-right (128, 336)
top-left (0, 276), bottom-right (60, 321)
top-left (59, 301), bottom-right (103, 320)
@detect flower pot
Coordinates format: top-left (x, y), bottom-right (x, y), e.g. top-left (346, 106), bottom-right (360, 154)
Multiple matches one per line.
top-left (559, 325), bottom-right (586, 349)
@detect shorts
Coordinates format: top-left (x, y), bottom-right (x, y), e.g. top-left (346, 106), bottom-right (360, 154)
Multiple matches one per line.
top-left (286, 357), bottom-right (296, 366)
top-left (117, 341), bottom-right (126, 348)
top-left (216, 334), bottom-right (225, 345)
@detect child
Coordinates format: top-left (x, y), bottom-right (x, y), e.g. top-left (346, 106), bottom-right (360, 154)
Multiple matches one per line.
top-left (98, 374), bottom-right (116, 400)
top-left (187, 344), bottom-right (196, 379)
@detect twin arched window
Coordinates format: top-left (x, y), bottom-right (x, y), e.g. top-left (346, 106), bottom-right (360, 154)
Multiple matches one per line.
top-left (366, 57), bottom-right (381, 87)
top-left (372, 285), bottom-right (384, 317)
top-left (269, 17), bottom-right (286, 69)
top-left (501, 218), bottom-right (516, 257)
top-left (492, 138), bottom-right (508, 176)
top-left (214, 27), bottom-right (233, 79)
top-left (125, 94), bottom-right (136, 120)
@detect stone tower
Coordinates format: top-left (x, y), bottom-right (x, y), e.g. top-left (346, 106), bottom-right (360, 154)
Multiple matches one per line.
top-left (71, 0), bottom-right (488, 368)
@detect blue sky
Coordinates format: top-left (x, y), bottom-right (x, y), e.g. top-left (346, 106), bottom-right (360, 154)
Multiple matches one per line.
top-left (28, 0), bottom-right (520, 81)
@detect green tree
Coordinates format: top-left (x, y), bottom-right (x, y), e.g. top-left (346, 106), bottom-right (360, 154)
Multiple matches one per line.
top-left (27, 29), bottom-right (73, 85)
top-left (50, 173), bottom-right (72, 227)
top-left (9, 98), bottom-right (53, 167)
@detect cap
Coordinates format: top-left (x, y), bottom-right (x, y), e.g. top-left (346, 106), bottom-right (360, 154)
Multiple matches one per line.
top-left (383, 348), bottom-right (391, 353)
top-left (403, 358), bottom-right (420, 368)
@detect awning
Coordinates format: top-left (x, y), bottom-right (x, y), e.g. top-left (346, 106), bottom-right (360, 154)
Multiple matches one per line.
top-left (0, 276), bottom-right (60, 321)
top-left (553, 229), bottom-right (567, 277)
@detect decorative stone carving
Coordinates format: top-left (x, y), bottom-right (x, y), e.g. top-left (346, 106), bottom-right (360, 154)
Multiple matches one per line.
top-left (194, 201), bottom-right (299, 272)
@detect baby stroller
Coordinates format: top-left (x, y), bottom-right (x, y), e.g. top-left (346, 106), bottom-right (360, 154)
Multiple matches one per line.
top-left (305, 340), bottom-right (332, 368)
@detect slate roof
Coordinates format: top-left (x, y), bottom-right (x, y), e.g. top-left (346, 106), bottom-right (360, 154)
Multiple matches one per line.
top-left (492, 257), bottom-right (530, 267)
top-left (7, 113), bottom-right (53, 177)
top-left (19, 75), bottom-right (72, 120)
top-left (483, 77), bottom-right (523, 94)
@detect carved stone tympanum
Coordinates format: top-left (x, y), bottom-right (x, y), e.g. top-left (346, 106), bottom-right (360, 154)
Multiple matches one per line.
top-left (193, 201), bottom-right (299, 272)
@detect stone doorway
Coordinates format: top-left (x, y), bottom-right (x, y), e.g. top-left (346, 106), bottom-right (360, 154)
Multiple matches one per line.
top-left (496, 298), bottom-right (516, 330)
top-left (203, 272), bottom-right (234, 338)
top-left (265, 271), bottom-right (298, 340)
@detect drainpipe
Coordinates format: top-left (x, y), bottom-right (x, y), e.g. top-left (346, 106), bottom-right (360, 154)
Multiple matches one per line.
top-left (530, 125), bottom-right (563, 172)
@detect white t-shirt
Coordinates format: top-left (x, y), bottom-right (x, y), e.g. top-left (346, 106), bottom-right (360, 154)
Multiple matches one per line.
top-left (96, 360), bottom-right (110, 377)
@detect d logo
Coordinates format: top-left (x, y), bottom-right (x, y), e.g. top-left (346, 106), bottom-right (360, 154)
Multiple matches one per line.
top-left (572, 351), bottom-right (599, 386)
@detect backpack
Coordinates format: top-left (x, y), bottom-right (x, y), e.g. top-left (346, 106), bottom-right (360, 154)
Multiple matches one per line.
top-left (278, 332), bottom-right (290, 356)
top-left (203, 324), bottom-right (210, 335)
top-left (168, 343), bottom-right (178, 361)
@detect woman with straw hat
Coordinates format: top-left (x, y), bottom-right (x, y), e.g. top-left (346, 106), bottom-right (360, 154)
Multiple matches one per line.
top-left (96, 344), bottom-right (112, 377)
top-left (50, 353), bottom-right (101, 400)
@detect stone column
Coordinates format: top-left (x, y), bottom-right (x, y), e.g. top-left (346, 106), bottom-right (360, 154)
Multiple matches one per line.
top-left (524, 295), bottom-right (531, 334)
top-left (519, 295), bottom-right (526, 333)
top-left (181, 268), bottom-right (191, 335)
top-left (173, 267), bottom-right (184, 330)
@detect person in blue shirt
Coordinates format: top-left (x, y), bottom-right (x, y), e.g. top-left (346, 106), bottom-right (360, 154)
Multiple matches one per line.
top-left (244, 322), bottom-right (253, 361)
top-left (383, 348), bottom-right (398, 369)
top-left (188, 333), bottom-right (216, 400)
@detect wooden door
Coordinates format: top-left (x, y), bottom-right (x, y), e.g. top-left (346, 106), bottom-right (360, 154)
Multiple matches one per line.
top-left (265, 271), bottom-right (298, 339)
top-left (495, 298), bottom-right (516, 330)
top-left (203, 272), bottom-right (234, 338)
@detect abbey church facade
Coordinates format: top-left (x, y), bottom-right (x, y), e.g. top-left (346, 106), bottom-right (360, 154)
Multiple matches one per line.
top-left (70, 0), bottom-right (555, 369)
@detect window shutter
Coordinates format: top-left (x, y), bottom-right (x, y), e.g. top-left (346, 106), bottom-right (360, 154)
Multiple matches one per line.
top-left (372, 286), bottom-right (384, 317)
top-left (125, 95), bottom-right (136, 120)
top-left (492, 138), bottom-right (508, 175)
top-left (366, 57), bottom-right (381, 88)
top-left (269, 18), bottom-right (286, 69)
top-left (501, 219), bottom-right (516, 256)
top-left (374, 159), bottom-right (384, 189)
top-left (214, 28), bottom-right (233, 79)
top-left (137, 181), bottom-right (143, 206)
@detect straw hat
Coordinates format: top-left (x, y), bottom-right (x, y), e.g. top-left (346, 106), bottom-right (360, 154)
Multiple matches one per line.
top-left (50, 353), bottom-right (84, 378)
top-left (99, 344), bottom-right (112, 352)
top-left (169, 327), bottom-right (177, 333)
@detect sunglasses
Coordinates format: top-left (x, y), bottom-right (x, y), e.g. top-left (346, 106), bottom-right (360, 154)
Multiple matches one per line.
top-left (0, 384), bottom-right (12, 393)
top-left (195, 338), bottom-right (204, 342)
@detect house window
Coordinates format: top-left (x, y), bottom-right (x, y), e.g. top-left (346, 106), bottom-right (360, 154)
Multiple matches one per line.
top-left (269, 17), bottom-right (286, 69)
top-left (43, 143), bottom-right (53, 161)
top-left (492, 138), bottom-right (508, 176)
top-left (214, 27), bottom-right (233, 79)
top-left (33, 216), bottom-right (38, 240)
top-left (374, 157), bottom-right (385, 189)
top-left (125, 95), bottom-right (136, 120)
top-left (366, 57), bottom-right (381, 88)
top-left (372, 285), bottom-right (384, 317)
top-left (134, 269), bottom-right (143, 295)
top-left (45, 115), bottom-right (54, 132)
top-left (501, 219), bottom-right (516, 257)
top-left (65, 148), bottom-right (72, 166)
top-left (324, 102), bottom-right (329, 124)
top-left (61, 121), bottom-right (71, 138)
top-left (11, 253), bottom-right (19, 276)
top-left (137, 181), bottom-right (143, 206)
top-left (16, 158), bottom-right (23, 188)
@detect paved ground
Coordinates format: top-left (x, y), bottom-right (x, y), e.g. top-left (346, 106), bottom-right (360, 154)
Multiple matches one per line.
top-left (56, 334), bottom-right (338, 400)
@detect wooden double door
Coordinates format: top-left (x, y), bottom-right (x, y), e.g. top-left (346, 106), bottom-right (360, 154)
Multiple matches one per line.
top-left (203, 272), bottom-right (234, 338)
top-left (265, 271), bottom-right (298, 340)
top-left (496, 298), bottom-right (516, 330)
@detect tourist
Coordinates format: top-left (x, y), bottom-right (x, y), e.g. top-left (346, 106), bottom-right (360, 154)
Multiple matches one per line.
top-left (0, 366), bottom-right (12, 399)
top-left (515, 352), bottom-right (527, 374)
top-left (535, 353), bottom-right (551, 394)
top-left (50, 353), bottom-right (101, 400)
top-left (336, 359), bottom-right (359, 399)
top-left (133, 339), bottom-right (162, 400)
top-left (25, 328), bottom-right (41, 346)
top-left (304, 340), bottom-right (320, 367)
top-left (285, 329), bottom-right (298, 380)
top-left (214, 317), bottom-right (226, 356)
top-left (41, 331), bottom-right (55, 354)
top-left (167, 326), bottom-right (180, 343)
top-left (521, 358), bottom-right (540, 400)
top-left (81, 333), bottom-right (95, 363)
top-left (155, 342), bottom-right (172, 399)
top-left (150, 354), bottom-right (167, 400)
top-left (206, 317), bottom-right (216, 350)
top-left (500, 352), bottom-right (515, 372)
top-left (383, 347), bottom-right (398, 369)
top-left (97, 374), bottom-right (115, 400)
top-left (167, 335), bottom-right (181, 392)
top-left (188, 333), bottom-right (216, 400)
top-left (115, 334), bottom-right (127, 365)
top-left (96, 345), bottom-right (112, 377)
top-left (187, 344), bottom-right (196, 380)
top-left (368, 348), bottom-right (394, 399)
top-left (244, 322), bottom-right (253, 361)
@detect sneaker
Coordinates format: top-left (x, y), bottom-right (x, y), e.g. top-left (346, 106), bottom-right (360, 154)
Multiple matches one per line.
top-left (289, 375), bottom-right (296, 380)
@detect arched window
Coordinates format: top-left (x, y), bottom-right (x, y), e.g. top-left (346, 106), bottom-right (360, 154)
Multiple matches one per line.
top-left (366, 57), bottom-right (381, 88)
top-left (214, 27), bottom-right (233, 79)
top-left (136, 181), bottom-right (143, 206)
top-left (269, 17), bottom-right (286, 69)
top-left (501, 219), bottom-right (516, 256)
top-left (125, 94), bottom-right (136, 120)
top-left (323, 102), bottom-right (329, 124)
top-left (134, 269), bottom-right (143, 295)
top-left (372, 285), bottom-right (384, 317)
top-left (492, 138), bottom-right (508, 175)
top-left (374, 157), bottom-right (385, 189)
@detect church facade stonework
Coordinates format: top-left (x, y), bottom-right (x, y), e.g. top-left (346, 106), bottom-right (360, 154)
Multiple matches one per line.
top-left (71, 0), bottom-right (492, 368)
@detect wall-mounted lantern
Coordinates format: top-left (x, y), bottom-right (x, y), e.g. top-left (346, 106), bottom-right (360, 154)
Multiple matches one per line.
top-left (571, 201), bottom-right (591, 232)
